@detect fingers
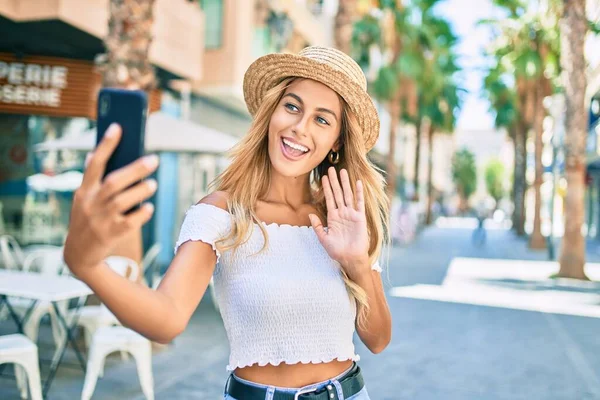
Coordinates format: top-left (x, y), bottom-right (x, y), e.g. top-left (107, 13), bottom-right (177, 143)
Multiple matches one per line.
top-left (356, 180), bottom-right (365, 214)
top-left (98, 154), bottom-right (159, 204)
top-left (81, 124), bottom-right (121, 190)
top-left (327, 167), bottom-right (346, 209)
top-left (107, 179), bottom-right (158, 214)
top-left (339, 169), bottom-right (355, 209)
top-left (308, 214), bottom-right (326, 242)
top-left (322, 175), bottom-right (337, 211)
top-left (322, 167), bottom-right (360, 211)
top-left (328, 167), bottom-right (344, 208)
top-left (114, 203), bottom-right (155, 234)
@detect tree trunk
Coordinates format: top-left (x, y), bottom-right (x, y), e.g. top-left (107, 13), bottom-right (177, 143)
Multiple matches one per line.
top-left (558, 0), bottom-right (588, 279)
top-left (529, 80), bottom-right (547, 249)
top-left (386, 95), bottom-right (400, 202)
top-left (513, 120), bottom-right (527, 235)
top-left (334, 0), bottom-right (356, 55)
top-left (412, 117), bottom-right (422, 201)
top-left (425, 123), bottom-right (435, 225)
top-left (459, 191), bottom-right (468, 214)
top-left (384, 8), bottom-right (404, 205)
top-left (98, 0), bottom-right (158, 267)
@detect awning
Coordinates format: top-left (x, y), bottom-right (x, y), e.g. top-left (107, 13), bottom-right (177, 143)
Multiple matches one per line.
top-left (26, 171), bottom-right (83, 192)
top-left (34, 112), bottom-right (239, 154)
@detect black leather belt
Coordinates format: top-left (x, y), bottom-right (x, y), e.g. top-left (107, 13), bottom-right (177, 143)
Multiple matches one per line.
top-left (225, 363), bottom-right (364, 400)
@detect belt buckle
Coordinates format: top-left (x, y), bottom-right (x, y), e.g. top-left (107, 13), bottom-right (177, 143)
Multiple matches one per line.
top-left (294, 385), bottom-right (319, 400)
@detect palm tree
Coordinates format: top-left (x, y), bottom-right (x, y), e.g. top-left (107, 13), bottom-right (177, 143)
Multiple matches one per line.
top-left (96, 0), bottom-right (157, 266)
top-left (99, 0), bottom-right (157, 90)
top-left (483, 59), bottom-right (526, 235)
top-left (352, 1), bottom-right (419, 202)
top-left (408, 1), bottom-right (454, 203)
top-left (352, 0), bottom-right (453, 204)
top-left (420, 51), bottom-right (463, 225)
top-left (557, 0), bottom-right (588, 279)
top-left (483, 0), bottom-right (560, 247)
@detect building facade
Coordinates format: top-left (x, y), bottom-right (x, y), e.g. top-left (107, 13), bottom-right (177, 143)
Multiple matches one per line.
top-left (0, 0), bottom-right (205, 251)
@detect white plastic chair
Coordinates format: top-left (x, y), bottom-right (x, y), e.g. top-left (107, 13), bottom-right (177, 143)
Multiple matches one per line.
top-left (9, 247), bottom-right (69, 349)
top-left (0, 334), bottom-right (43, 400)
top-left (209, 277), bottom-right (219, 311)
top-left (0, 235), bottom-right (25, 322)
top-left (69, 256), bottom-right (140, 350)
top-left (81, 326), bottom-right (154, 400)
top-left (141, 243), bottom-right (161, 288)
top-left (0, 234), bottom-right (25, 270)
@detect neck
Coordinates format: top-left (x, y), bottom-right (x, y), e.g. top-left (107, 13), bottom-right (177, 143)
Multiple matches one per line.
top-left (263, 170), bottom-right (313, 209)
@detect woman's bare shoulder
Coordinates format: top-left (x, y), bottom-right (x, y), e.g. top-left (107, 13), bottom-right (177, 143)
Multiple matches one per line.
top-left (196, 191), bottom-right (229, 211)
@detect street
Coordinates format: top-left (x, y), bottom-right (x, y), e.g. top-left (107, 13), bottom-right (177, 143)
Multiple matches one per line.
top-left (2, 221), bottom-right (600, 399)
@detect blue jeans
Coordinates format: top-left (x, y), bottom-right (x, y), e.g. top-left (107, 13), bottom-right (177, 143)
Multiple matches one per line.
top-left (223, 363), bottom-right (371, 400)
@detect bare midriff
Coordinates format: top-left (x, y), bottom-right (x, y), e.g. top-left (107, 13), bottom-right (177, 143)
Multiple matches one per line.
top-left (233, 359), bottom-right (354, 388)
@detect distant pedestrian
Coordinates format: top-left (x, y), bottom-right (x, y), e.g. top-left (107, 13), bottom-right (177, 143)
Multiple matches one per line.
top-left (63, 47), bottom-right (391, 399)
top-left (472, 200), bottom-right (489, 246)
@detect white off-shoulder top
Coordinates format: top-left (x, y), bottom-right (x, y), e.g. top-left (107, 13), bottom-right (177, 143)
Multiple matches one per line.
top-left (174, 203), bottom-right (382, 371)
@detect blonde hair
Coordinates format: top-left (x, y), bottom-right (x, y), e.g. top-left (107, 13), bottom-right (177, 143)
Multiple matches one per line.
top-left (211, 78), bottom-right (390, 327)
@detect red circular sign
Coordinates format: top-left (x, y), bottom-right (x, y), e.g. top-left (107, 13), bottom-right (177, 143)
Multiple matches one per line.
top-left (9, 144), bottom-right (27, 165)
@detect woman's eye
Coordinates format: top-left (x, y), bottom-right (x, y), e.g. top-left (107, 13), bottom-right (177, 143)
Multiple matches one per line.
top-left (317, 116), bottom-right (330, 125)
top-left (285, 103), bottom-right (299, 112)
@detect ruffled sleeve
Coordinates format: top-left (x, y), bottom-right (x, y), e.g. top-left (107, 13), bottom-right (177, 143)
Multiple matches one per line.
top-left (173, 203), bottom-right (232, 261)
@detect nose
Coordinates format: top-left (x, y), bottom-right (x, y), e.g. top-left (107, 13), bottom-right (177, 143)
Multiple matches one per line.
top-left (292, 114), bottom-right (310, 138)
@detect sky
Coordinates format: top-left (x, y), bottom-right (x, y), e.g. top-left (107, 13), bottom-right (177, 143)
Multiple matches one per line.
top-left (433, 0), bottom-right (505, 131)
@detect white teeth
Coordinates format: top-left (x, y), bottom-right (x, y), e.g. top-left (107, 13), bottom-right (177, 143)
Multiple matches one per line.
top-left (282, 138), bottom-right (309, 153)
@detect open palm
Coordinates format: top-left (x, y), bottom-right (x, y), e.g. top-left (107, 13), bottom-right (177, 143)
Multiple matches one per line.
top-left (309, 167), bottom-right (369, 269)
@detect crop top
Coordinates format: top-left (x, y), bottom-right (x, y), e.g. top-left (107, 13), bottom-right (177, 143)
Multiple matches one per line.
top-left (174, 203), bottom-right (382, 371)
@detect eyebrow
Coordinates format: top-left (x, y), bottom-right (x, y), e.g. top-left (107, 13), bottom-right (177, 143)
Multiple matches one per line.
top-left (283, 93), bottom-right (339, 123)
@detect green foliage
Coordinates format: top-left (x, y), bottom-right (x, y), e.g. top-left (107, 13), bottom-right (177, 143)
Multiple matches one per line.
top-left (351, 15), bottom-right (382, 70)
top-left (396, 50), bottom-right (424, 78)
top-left (480, 0), bottom-right (568, 131)
top-left (419, 50), bottom-right (464, 132)
top-left (482, 3), bottom-right (562, 89)
top-left (485, 159), bottom-right (506, 203)
top-left (452, 149), bottom-right (477, 200)
top-left (483, 62), bottom-right (518, 129)
top-left (351, 0), bottom-right (462, 129)
top-left (491, 0), bottom-right (525, 17)
top-left (373, 66), bottom-right (399, 100)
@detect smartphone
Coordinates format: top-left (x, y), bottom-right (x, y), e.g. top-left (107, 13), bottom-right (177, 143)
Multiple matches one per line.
top-left (95, 88), bottom-right (148, 213)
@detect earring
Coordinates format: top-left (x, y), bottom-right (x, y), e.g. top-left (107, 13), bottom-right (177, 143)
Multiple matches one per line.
top-left (328, 150), bottom-right (340, 165)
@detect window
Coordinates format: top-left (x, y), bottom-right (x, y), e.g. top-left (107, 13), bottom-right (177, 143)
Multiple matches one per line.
top-left (200, 0), bottom-right (224, 49)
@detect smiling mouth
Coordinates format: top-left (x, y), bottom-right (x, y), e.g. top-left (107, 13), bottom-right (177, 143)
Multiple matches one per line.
top-left (280, 137), bottom-right (310, 160)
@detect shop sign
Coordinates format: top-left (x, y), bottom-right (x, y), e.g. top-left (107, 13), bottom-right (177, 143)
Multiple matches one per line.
top-left (0, 53), bottom-right (100, 118)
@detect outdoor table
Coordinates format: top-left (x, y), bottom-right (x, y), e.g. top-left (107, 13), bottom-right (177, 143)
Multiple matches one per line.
top-left (0, 269), bottom-right (92, 397)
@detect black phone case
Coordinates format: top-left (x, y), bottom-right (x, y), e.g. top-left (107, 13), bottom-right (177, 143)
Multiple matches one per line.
top-left (95, 88), bottom-right (148, 213)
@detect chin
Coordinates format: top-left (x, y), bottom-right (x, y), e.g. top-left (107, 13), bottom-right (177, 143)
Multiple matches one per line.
top-left (269, 155), bottom-right (312, 178)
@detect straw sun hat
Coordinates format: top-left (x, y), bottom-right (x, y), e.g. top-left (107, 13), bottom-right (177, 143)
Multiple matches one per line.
top-left (243, 46), bottom-right (380, 151)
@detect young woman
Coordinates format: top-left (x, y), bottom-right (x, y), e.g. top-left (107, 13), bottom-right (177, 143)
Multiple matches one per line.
top-left (64, 46), bottom-right (392, 400)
